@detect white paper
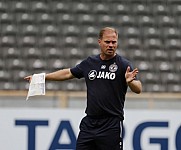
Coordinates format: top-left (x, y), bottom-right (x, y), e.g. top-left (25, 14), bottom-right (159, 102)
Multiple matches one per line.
top-left (26, 73), bottom-right (45, 100)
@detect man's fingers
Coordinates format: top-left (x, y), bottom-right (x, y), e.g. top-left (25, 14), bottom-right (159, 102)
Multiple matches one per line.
top-left (126, 66), bottom-right (130, 72)
top-left (132, 68), bottom-right (138, 73)
top-left (24, 76), bottom-right (30, 80)
top-left (24, 76), bottom-right (32, 82)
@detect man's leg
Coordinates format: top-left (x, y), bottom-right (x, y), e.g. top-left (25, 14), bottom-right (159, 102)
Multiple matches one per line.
top-left (76, 130), bottom-right (96, 150)
top-left (95, 117), bottom-right (123, 150)
top-left (76, 116), bottom-right (96, 150)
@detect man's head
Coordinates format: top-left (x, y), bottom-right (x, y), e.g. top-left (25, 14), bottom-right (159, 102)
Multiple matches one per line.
top-left (98, 27), bottom-right (118, 60)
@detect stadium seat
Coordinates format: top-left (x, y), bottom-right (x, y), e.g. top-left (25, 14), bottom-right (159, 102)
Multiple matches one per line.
top-left (51, 1), bottom-right (70, 13)
top-left (63, 36), bottom-right (79, 48)
top-left (11, 1), bottom-right (28, 13)
top-left (113, 2), bottom-right (130, 14)
top-left (39, 36), bottom-right (57, 47)
top-left (18, 36), bottom-right (36, 47)
top-left (117, 15), bottom-right (135, 26)
top-left (6, 58), bottom-right (25, 70)
top-left (21, 24), bottom-right (38, 36)
top-left (152, 3), bottom-right (169, 16)
top-left (64, 48), bottom-right (84, 59)
top-left (132, 3), bottom-right (151, 16)
top-left (142, 27), bottom-right (160, 38)
top-left (123, 38), bottom-right (141, 49)
top-left (43, 47), bottom-right (64, 59)
top-left (13, 70), bottom-right (29, 82)
top-left (82, 26), bottom-right (99, 37)
top-left (3, 47), bottom-right (20, 58)
top-left (137, 15), bottom-right (155, 27)
top-left (0, 12), bottom-right (14, 23)
top-left (167, 84), bottom-right (181, 92)
top-left (78, 14), bottom-right (96, 25)
top-left (93, 3), bottom-right (110, 14)
top-left (16, 13), bottom-right (35, 24)
top-left (62, 25), bottom-right (80, 37)
top-left (31, 1), bottom-right (48, 13)
top-left (40, 24), bottom-right (58, 36)
top-left (140, 72), bottom-right (160, 84)
top-left (146, 83), bottom-right (166, 92)
top-left (0, 1), bottom-right (7, 12)
top-left (116, 49), bottom-right (126, 58)
top-left (36, 13), bottom-right (54, 24)
top-left (61, 80), bottom-right (83, 91)
top-left (18, 81), bottom-right (29, 90)
top-left (84, 48), bottom-right (100, 57)
top-left (169, 49), bottom-right (181, 61)
top-left (73, 2), bottom-right (91, 14)
top-left (165, 39), bottom-right (181, 50)
top-left (0, 82), bottom-right (17, 90)
top-left (98, 15), bottom-right (114, 26)
top-left (128, 49), bottom-right (147, 60)
top-left (162, 27), bottom-right (180, 39)
top-left (160, 72), bottom-right (180, 84)
top-left (135, 61), bottom-right (153, 72)
top-left (46, 81), bottom-right (60, 91)
top-left (122, 27), bottom-right (141, 38)
top-left (149, 49), bottom-right (168, 61)
top-left (143, 38), bottom-right (162, 49)
top-left (0, 70), bottom-right (10, 81)
top-left (0, 36), bottom-right (16, 47)
top-left (56, 13), bottom-right (75, 25)
top-left (157, 15), bottom-right (176, 27)
top-left (23, 47), bottom-right (42, 58)
top-left (48, 59), bottom-right (66, 71)
top-left (171, 4), bottom-right (181, 15)
top-left (1, 24), bottom-right (18, 36)
top-left (82, 37), bottom-right (98, 48)
top-left (155, 61), bottom-right (174, 72)
top-left (27, 58), bottom-right (46, 71)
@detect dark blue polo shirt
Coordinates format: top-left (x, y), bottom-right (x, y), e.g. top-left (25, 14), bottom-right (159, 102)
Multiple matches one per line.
top-left (70, 54), bottom-right (134, 120)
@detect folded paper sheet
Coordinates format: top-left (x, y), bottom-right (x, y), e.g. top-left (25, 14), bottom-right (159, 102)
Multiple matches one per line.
top-left (26, 73), bottom-right (45, 100)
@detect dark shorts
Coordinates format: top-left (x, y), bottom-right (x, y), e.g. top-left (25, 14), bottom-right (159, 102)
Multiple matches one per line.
top-left (76, 115), bottom-right (123, 150)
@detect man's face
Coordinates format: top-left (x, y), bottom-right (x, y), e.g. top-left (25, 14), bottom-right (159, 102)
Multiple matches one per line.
top-left (98, 30), bottom-right (118, 57)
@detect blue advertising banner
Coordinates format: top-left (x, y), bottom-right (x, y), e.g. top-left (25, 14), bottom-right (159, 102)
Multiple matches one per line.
top-left (0, 109), bottom-right (180, 150)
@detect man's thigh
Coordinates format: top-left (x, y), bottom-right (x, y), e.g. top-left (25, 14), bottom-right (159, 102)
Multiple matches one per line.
top-left (76, 116), bottom-right (96, 150)
top-left (95, 117), bottom-right (123, 150)
top-left (95, 127), bottom-right (123, 150)
top-left (76, 116), bottom-right (123, 150)
top-left (76, 130), bottom-right (96, 150)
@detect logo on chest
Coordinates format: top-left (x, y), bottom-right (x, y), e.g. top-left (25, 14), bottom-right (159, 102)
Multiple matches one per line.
top-left (88, 70), bottom-right (116, 80)
top-left (88, 63), bottom-right (118, 80)
top-left (109, 63), bottom-right (118, 72)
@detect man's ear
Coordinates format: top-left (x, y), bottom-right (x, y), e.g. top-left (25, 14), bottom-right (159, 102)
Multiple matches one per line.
top-left (98, 39), bottom-right (101, 46)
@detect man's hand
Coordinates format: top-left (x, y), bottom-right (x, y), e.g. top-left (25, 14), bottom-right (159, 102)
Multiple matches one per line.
top-left (125, 66), bottom-right (139, 83)
top-left (24, 75), bottom-right (32, 82)
top-left (125, 66), bottom-right (142, 94)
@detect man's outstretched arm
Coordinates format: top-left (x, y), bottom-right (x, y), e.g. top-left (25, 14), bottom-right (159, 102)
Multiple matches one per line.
top-left (24, 68), bottom-right (75, 82)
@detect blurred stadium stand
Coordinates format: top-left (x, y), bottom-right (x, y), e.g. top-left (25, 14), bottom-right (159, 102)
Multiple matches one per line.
top-left (0, 0), bottom-right (180, 95)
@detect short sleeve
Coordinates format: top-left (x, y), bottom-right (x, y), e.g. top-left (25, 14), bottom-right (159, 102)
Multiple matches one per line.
top-left (70, 64), bottom-right (84, 79)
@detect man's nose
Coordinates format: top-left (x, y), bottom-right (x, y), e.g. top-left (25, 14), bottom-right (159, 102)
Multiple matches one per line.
top-left (109, 42), bottom-right (113, 47)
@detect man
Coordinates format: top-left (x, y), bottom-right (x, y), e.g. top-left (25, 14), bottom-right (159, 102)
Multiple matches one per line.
top-left (24, 27), bottom-right (142, 150)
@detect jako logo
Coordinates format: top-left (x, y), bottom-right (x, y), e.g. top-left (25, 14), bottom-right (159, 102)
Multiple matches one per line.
top-left (88, 70), bottom-right (97, 80)
top-left (88, 70), bottom-right (116, 80)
